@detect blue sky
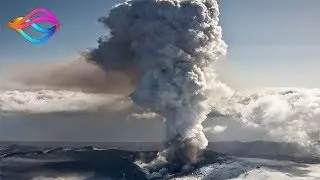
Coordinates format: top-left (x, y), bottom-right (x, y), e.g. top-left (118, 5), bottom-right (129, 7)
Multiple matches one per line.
top-left (0, 0), bottom-right (123, 61)
top-left (0, 0), bottom-right (320, 87)
top-left (219, 0), bottom-right (320, 88)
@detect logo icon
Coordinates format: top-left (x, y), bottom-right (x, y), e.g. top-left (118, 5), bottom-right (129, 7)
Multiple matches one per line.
top-left (8, 8), bottom-right (60, 44)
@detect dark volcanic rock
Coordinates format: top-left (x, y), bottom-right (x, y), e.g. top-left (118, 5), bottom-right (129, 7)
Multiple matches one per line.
top-left (1, 148), bottom-right (148, 180)
top-left (1, 145), bottom-right (229, 180)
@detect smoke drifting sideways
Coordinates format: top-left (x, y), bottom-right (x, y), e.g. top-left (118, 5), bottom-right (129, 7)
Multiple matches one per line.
top-left (86, 0), bottom-right (231, 168)
top-left (1, 58), bottom-right (135, 94)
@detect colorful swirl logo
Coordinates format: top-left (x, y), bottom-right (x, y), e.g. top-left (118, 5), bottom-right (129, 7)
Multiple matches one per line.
top-left (8, 8), bottom-right (60, 44)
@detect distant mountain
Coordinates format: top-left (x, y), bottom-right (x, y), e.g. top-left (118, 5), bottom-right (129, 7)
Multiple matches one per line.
top-left (0, 144), bottom-right (229, 180)
top-left (1, 142), bottom-right (320, 179)
top-left (208, 141), bottom-right (320, 163)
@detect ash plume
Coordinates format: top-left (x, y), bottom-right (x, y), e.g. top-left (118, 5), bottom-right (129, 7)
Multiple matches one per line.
top-left (1, 59), bottom-right (135, 94)
top-left (86, 0), bottom-right (228, 167)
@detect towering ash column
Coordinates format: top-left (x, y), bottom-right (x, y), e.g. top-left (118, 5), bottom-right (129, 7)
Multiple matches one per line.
top-left (87, 0), bottom-right (227, 165)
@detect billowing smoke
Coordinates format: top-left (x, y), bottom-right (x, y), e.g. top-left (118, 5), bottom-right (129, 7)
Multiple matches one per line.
top-left (86, 0), bottom-right (228, 167)
top-left (233, 88), bottom-right (320, 154)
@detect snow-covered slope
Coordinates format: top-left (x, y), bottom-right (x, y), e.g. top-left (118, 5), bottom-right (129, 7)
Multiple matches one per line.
top-left (172, 157), bottom-right (320, 180)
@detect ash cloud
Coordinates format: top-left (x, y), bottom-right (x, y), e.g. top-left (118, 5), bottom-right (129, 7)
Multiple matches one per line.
top-left (86, 0), bottom-right (230, 167)
top-left (1, 58), bottom-right (135, 94)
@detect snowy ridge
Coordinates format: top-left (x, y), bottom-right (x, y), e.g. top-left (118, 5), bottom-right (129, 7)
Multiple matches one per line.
top-left (172, 158), bottom-right (320, 180)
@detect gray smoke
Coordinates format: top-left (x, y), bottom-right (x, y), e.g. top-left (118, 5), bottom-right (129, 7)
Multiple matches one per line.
top-left (87, 0), bottom-right (228, 166)
top-left (1, 59), bottom-right (135, 94)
